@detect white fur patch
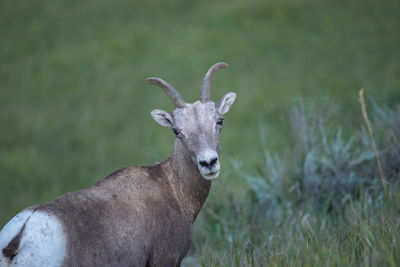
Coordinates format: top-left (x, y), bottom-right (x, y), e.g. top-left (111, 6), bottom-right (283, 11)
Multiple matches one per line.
top-left (197, 150), bottom-right (220, 180)
top-left (0, 210), bottom-right (66, 267)
top-left (0, 210), bottom-right (33, 266)
top-left (0, 210), bottom-right (33, 249)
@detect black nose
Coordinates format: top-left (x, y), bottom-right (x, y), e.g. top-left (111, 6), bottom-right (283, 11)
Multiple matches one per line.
top-left (199, 157), bottom-right (218, 168)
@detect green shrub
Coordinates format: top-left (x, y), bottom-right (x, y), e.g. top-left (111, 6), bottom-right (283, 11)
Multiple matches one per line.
top-left (245, 100), bottom-right (399, 212)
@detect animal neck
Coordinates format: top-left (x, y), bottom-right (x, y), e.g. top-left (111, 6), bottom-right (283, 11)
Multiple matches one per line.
top-left (161, 139), bottom-right (212, 222)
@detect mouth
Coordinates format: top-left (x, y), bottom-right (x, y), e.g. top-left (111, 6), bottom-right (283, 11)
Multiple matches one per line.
top-left (201, 170), bottom-right (220, 180)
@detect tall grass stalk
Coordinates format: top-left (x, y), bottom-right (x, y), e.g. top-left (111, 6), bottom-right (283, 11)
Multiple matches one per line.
top-left (358, 89), bottom-right (387, 194)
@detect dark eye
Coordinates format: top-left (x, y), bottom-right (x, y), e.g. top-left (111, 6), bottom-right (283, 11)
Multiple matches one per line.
top-left (217, 118), bottom-right (224, 126)
top-left (173, 128), bottom-right (180, 135)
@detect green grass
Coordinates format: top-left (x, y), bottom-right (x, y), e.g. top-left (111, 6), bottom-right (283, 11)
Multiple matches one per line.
top-left (192, 193), bottom-right (400, 266)
top-left (0, 0), bottom-right (399, 265)
top-left (186, 97), bottom-right (400, 266)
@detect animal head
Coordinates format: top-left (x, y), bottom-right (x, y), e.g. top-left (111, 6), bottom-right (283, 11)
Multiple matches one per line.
top-left (148, 62), bottom-right (236, 180)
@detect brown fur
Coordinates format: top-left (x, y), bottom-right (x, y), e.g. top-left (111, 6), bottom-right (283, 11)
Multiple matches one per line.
top-left (2, 62), bottom-right (235, 267)
top-left (30, 139), bottom-right (210, 267)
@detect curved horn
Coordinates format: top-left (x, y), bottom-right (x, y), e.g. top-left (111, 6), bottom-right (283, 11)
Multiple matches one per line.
top-left (200, 62), bottom-right (229, 102)
top-left (146, 77), bottom-right (185, 108)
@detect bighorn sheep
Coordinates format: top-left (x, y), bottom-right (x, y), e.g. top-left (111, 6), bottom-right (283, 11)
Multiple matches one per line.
top-left (0, 62), bottom-right (236, 267)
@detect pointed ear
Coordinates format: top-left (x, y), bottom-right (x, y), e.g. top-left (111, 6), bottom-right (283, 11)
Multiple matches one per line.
top-left (216, 92), bottom-right (236, 115)
top-left (151, 109), bottom-right (174, 127)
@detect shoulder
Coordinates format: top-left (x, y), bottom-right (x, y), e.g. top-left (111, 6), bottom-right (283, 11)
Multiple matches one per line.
top-left (98, 165), bottom-right (166, 185)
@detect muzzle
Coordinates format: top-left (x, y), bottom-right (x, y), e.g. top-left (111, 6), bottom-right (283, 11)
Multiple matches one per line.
top-left (196, 150), bottom-right (220, 180)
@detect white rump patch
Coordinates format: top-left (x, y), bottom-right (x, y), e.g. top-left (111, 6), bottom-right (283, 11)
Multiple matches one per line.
top-left (0, 210), bottom-right (66, 267)
top-left (1, 210), bottom-right (33, 266)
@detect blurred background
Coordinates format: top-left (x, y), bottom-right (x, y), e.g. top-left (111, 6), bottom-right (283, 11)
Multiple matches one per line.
top-left (1, 0), bottom-right (399, 265)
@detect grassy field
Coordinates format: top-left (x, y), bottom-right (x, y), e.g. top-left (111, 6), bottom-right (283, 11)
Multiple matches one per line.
top-left (1, 0), bottom-right (399, 265)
